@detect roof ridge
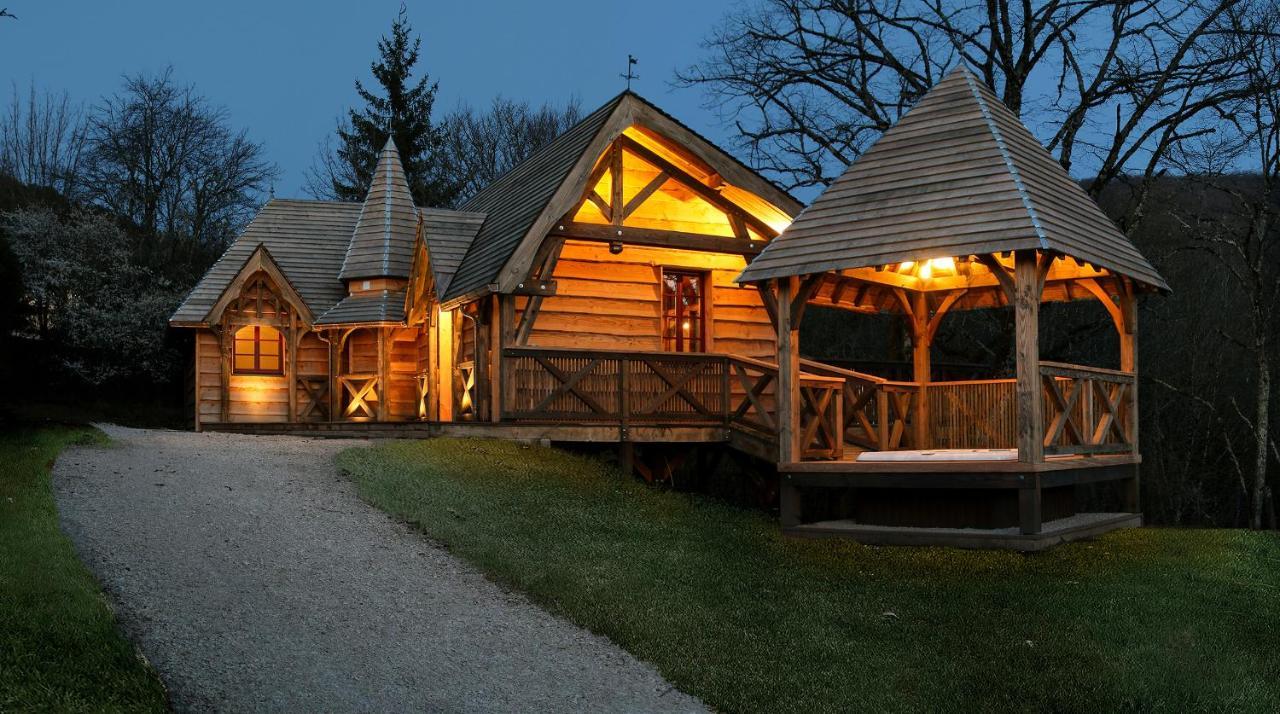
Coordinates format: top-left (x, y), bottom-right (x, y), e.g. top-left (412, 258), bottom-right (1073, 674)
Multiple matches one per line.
top-left (959, 68), bottom-right (1049, 249)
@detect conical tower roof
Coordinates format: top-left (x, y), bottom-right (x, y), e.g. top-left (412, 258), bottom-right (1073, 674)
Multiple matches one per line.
top-left (339, 137), bottom-right (419, 281)
top-left (739, 66), bottom-right (1167, 290)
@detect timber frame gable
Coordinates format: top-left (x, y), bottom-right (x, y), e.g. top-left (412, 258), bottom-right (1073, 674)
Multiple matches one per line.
top-left (204, 244), bottom-right (314, 327)
top-left (441, 91), bottom-right (802, 309)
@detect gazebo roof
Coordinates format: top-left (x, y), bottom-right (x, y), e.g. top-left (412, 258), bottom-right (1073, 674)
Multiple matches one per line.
top-left (737, 66), bottom-right (1168, 292)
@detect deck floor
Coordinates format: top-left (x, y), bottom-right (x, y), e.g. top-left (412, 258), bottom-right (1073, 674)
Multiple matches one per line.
top-left (786, 512), bottom-right (1141, 551)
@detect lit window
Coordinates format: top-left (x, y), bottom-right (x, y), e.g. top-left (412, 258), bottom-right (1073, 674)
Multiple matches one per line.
top-left (662, 270), bottom-right (705, 353)
top-left (233, 325), bottom-right (283, 375)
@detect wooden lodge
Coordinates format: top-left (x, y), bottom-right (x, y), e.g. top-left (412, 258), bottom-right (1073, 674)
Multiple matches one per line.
top-left (171, 68), bottom-right (1168, 550)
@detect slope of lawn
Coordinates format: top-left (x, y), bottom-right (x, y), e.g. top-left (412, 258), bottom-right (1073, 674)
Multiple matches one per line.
top-left (340, 438), bottom-right (1280, 713)
top-left (0, 427), bottom-right (167, 712)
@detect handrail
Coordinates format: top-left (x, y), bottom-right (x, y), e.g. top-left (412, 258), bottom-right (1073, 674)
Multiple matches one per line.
top-left (1039, 361), bottom-right (1135, 381)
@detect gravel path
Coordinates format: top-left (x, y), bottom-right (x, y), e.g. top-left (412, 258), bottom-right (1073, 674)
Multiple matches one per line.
top-left (54, 425), bottom-right (704, 713)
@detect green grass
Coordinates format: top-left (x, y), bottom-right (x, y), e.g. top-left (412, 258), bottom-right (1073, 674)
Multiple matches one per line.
top-left (340, 439), bottom-right (1280, 713)
top-left (0, 427), bottom-right (167, 713)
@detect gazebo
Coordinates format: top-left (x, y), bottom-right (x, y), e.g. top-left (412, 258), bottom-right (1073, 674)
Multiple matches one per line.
top-left (737, 66), bottom-right (1169, 548)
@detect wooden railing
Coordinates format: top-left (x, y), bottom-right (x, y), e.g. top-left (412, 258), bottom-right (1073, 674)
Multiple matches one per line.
top-left (498, 348), bottom-right (1136, 461)
top-left (928, 379), bottom-right (1017, 449)
top-left (502, 347), bottom-right (843, 460)
top-left (1040, 361), bottom-right (1136, 455)
top-left (800, 360), bottom-right (918, 452)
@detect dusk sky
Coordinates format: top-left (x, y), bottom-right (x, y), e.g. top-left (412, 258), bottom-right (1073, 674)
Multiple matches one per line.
top-left (0, 0), bottom-right (740, 199)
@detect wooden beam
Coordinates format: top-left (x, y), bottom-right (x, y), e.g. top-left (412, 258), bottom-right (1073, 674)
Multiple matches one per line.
top-left (755, 282), bottom-right (779, 332)
top-left (621, 171), bottom-right (669, 220)
top-left (514, 237), bottom-right (565, 346)
top-left (550, 222), bottom-right (763, 256)
top-left (610, 141), bottom-right (624, 227)
top-left (977, 254), bottom-right (1015, 303)
top-left (618, 135), bottom-right (779, 239)
top-left (1014, 250), bottom-right (1045, 464)
top-left (790, 273), bottom-right (826, 327)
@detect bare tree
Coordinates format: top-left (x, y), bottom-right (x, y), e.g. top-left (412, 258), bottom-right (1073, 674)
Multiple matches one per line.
top-left (80, 68), bottom-right (277, 277)
top-left (439, 96), bottom-right (582, 205)
top-left (1164, 2), bottom-right (1280, 528)
top-left (0, 81), bottom-right (87, 197)
top-left (677, 0), bottom-right (1260, 219)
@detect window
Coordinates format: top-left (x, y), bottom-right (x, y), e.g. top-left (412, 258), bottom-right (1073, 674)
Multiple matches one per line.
top-left (661, 270), bottom-right (706, 353)
top-left (233, 325), bottom-right (283, 374)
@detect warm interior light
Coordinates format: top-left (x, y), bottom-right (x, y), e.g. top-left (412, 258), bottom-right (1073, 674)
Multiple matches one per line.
top-left (682, 320), bottom-right (691, 332)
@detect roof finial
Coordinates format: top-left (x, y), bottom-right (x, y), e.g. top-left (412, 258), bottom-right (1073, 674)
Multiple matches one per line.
top-left (621, 54), bottom-right (639, 91)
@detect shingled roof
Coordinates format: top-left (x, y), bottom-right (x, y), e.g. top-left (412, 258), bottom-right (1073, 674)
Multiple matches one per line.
top-left (170, 199), bottom-right (359, 325)
top-left (339, 138), bottom-right (419, 281)
top-left (443, 94), bottom-right (626, 302)
top-left (314, 289), bottom-right (409, 326)
top-left (420, 208), bottom-right (486, 296)
top-left (737, 66), bottom-right (1168, 291)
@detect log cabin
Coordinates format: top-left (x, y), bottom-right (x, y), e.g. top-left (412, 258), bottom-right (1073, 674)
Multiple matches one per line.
top-left (171, 68), bottom-right (1168, 550)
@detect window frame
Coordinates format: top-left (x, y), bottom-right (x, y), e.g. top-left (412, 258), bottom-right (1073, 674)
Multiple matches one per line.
top-left (232, 324), bottom-right (285, 375)
top-left (660, 268), bottom-right (708, 353)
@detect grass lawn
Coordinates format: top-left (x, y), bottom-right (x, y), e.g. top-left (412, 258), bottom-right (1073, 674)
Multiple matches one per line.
top-left (340, 438), bottom-right (1280, 713)
top-left (0, 426), bottom-right (167, 713)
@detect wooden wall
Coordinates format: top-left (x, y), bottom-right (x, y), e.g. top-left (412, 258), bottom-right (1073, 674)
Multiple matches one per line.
top-left (518, 240), bottom-right (775, 359)
top-left (195, 328), bottom-right (291, 424)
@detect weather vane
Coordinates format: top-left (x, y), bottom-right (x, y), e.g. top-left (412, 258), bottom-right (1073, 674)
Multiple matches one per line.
top-left (621, 54), bottom-right (639, 90)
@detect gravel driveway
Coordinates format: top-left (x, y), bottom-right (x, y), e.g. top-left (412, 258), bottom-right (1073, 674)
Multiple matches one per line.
top-left (54, 425), bottom-right (704, 713)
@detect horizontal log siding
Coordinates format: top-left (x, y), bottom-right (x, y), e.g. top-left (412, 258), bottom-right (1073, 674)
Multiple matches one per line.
top-left (196, 330), bottom-right (221, 423)
top-left (521, 240), bottom-right (775, 358)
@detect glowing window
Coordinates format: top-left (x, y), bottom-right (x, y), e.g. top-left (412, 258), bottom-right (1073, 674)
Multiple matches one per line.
top-left (661, 269), bottom-right (706, 353)
top-left (233, 325), bottom-right (283, 375)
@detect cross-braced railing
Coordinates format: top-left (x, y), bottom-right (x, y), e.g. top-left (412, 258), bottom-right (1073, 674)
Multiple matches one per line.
top-left (502, 347), bottom-right (843, 460)
top-left (1040, 361), bottom-right (1136, 455)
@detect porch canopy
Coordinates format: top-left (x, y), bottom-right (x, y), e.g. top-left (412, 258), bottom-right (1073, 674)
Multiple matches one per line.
top-left (736, 65), bottom-right (1168, 465)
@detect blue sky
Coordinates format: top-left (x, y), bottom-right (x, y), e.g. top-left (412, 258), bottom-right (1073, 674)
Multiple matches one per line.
top-left (0, 0), bottom-right (736, 198)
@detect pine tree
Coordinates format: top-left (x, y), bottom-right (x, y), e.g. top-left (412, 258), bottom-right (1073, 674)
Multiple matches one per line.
top-left (310, 4), bottom-right (455, 206)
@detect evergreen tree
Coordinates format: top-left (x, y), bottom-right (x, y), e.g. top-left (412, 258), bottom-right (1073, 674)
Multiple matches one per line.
top-left (308, 4), bottom-right (455, 206)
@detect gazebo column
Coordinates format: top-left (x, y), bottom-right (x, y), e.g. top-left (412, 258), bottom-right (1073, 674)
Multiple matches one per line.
top-left (776, 276), bottom-right (801, 464)
top-left (776, 276), bottom-right (802, 528)
top-left (1119, 281), bottom-right (1140, 514)
top-left (1014, 250), bottom-right (1045, 534)
top-left (910, 290), bottom-right (931, 449)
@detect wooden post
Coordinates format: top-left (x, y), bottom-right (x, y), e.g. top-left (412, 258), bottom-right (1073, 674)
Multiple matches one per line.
top-left (474, 303), bottom-right (491, 421)
top-left (491, 294), bottom-right (511, 423)
top-left (287, 317), bottom-right (298, 423)
top-left (1019, 474), bottom-right (1042, 535)
top-left (437, 309), bottom-right (455, 422)
top-left (376, 327), bottom-right (390, 422)
top-left (218, 326), bottom-right (231, 423)
top-left (1118, 281), bottom-right (1139, 452)
top-left (328, 330), bottom-right (341, 421)
top-left (1014, 251), bottom-right (1044, 464)
top-left (426, 307), bottom-right (439, 422)
top-left (1119, 281), bottom-right (1140, 513)
top-left (911, 290), bottom-right (930, 448)
top-left (776, 276), bottom-right (801, 464)
top-left (193, 333), bottom-right (202, 432)
top-left (780, 475), bottom-right (802, 528)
